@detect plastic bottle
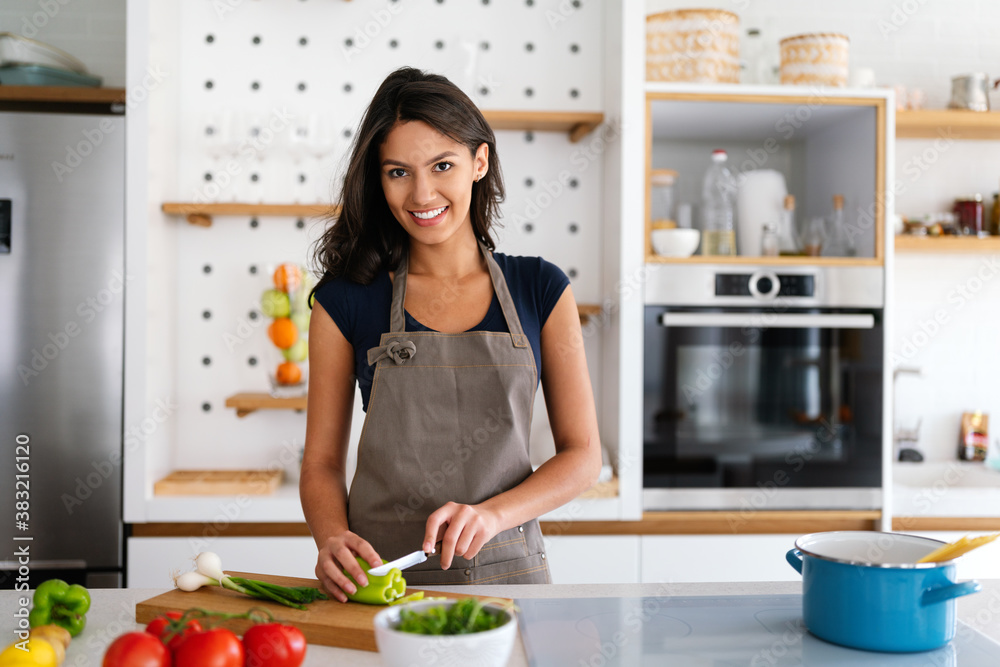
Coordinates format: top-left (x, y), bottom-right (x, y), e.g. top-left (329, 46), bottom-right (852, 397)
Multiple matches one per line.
top-left (824, 194), bottom-right (857, 257)
top-left (700, 150), bottom-right (737, 256)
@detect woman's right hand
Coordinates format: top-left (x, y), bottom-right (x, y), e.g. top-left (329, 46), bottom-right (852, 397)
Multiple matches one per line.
top-left (315, 531), bottom-right (383, 603)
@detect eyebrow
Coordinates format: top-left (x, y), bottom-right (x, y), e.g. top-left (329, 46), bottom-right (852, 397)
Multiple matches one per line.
top-left (381, 151), bottom-right (458, 169)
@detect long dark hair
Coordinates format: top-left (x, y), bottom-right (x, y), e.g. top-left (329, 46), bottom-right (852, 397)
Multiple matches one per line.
top-left (311, 67), bottom-right (505, 294)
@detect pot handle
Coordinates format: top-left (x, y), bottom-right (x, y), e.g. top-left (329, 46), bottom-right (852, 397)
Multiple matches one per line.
top-left (921, 580), bottom-right (982, 606)
top-left (785, 549), bottom-right (804, 575)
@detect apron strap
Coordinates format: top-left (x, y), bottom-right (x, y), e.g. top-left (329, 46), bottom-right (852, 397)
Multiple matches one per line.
top-left (386, 241), bottom-right (529, 349)
top-left (388, 250), bottom-right (409, 334)
top-left (481, 243), bottom-right (529, 349)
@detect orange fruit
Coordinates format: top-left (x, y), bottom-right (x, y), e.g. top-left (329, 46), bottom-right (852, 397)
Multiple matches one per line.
top-left (276, 361), bottom-right (302, 385)
top-left (268, 317), bottom-right (298, 349)
top-left (273, 263), bottom-right (302, 294)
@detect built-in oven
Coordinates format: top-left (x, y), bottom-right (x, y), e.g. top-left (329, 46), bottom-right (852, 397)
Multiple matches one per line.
top-left (643, 264), bottom-right (886, 511)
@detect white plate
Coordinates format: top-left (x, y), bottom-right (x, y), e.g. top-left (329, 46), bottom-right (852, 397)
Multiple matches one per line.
top-left (0, 33), bottom-right (87, 73)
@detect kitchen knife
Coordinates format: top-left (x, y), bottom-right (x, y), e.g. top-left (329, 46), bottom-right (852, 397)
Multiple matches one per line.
top-left (367, 548), bottom-right (432, 577)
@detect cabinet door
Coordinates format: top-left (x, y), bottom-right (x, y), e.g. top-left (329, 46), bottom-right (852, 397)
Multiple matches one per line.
top-left (544, 536), bottom-right (641, 584)
top-left (641, 535), bottom-right (801, 583)
top-left (127, 537), bottom-right (318, 588)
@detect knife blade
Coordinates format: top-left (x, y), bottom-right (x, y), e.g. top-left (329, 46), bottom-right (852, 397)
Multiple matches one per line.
top-left (367, 548), bottom-right (431, 576)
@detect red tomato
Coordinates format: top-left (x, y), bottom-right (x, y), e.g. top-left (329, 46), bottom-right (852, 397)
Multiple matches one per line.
top-left (103, 632), bottom-right (170, 667)
top-left (173, 627), bottom-right (244, 667)
top-left (242, 623), bottom-right (307, 667)
top-left (145, 611), bottom-right (204, 650)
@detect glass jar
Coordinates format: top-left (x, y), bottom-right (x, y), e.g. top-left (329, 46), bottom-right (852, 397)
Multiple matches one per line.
top-left (954, 195), bottom-right (984, 236)
top-left (650, 169), bottom-right (678, 228)
top-left (760, 223), bottom-right (779, 256)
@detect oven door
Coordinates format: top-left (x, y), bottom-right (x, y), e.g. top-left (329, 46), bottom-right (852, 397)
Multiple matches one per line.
top-left (643, 307), bottom-right (883, 510)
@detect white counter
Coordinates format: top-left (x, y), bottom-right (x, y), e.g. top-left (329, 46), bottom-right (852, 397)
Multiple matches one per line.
top-left (5, 581), bottom-right (999, 666)
top-left (893, 461), bottom-right (1000, 517)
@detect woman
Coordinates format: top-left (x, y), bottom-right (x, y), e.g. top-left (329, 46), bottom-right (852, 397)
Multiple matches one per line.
top-left (300, 67), bottom-right (601, 602)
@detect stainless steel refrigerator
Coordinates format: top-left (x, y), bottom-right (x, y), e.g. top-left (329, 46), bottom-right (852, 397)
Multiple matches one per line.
top-left (0, 100), bottom-right (125, 588)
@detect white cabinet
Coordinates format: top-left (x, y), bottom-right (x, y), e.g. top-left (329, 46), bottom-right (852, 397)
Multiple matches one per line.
top-left (127, 537), bottom-right (318, 589)
top-left (543, 536), bottom-right (641, 584)
top-left (641, 535), bottom-right (801, 584)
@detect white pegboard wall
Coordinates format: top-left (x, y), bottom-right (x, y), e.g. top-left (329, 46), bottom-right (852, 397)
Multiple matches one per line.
top-left (169, 0), bottom-right (609, 470)
top-left (177, 0), bottom-right (604, 204)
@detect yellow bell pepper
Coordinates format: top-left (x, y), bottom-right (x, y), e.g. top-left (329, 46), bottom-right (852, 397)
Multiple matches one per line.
top-left (0, 637), bottom-right (60, 667)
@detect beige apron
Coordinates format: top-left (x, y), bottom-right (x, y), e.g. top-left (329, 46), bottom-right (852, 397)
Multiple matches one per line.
top-left (347, 243), bottom-right (550, 585)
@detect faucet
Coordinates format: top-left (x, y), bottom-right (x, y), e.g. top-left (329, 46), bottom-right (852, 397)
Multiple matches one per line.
top-left (893, 366), bottom-right (923, 461)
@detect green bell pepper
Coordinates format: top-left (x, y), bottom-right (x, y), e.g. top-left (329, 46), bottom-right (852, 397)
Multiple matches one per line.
top-left (28, 579), bottom-right (90, 637)
top-left (342, 557), bottom-right (407, 605)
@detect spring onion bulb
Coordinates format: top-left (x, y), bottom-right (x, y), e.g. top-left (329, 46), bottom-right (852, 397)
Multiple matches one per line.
top-left (174, 571), bottom-right (219, 592)
top-left (194, 552), bottom-right (226, 582)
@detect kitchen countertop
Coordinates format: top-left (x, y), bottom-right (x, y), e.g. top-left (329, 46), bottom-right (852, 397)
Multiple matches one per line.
top-left (4, 581), bottom-right (999, 665)
top-left (893, 461), bottom-right (1000, 519)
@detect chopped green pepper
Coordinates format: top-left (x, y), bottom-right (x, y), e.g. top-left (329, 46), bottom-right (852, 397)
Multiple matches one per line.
top-left (389, 591), bottom-right (425, 606)
top-left (28, 579), bottom-right (90, 637)
top-left (342, 557), bottom-right (406, 605)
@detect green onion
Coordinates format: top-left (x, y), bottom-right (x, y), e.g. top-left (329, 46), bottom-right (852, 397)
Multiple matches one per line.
top-left (176, 552), bottom-right (328, 610)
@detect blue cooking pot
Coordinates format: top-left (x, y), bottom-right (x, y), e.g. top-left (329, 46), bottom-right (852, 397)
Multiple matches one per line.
top-left (786, 531), bottom-right (982, 653)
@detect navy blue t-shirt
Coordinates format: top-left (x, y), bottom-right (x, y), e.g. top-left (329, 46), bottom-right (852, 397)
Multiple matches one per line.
top-left (314, 252), bottom-right (570, 412)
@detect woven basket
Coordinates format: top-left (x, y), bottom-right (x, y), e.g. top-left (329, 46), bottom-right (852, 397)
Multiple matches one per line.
top-left (779, 33), bottom-right (849, 87)
top-left (646, 9), bottom-right (740, 83)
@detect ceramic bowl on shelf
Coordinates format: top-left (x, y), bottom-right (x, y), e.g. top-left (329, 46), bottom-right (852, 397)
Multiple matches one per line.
top-left (651, 228), bottom-right (700, 257)
top-left (373, 599), bottom-right (517, 667)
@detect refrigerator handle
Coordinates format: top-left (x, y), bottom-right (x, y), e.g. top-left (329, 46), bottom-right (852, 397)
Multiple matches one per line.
top-left (0, 559), bottom-right (87, 570)
top-left (0, 200), bottom-right (10, 254)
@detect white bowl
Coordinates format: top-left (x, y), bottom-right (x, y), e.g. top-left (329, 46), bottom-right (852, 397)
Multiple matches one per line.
top-left (651, 228), bottom-right (700, 257)
top-left (373, 599), bottom-right (516, 667)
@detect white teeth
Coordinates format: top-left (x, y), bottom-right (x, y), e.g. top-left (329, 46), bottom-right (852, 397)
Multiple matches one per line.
top-left (412, 206), bottom-right (446, 220)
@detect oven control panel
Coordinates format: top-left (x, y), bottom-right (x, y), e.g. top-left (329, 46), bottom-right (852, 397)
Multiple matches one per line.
top-left (715, 273), bottom-right (815, 298)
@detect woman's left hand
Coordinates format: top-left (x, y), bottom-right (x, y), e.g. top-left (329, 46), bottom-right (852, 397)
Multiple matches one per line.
top-left (423, 501), bottom-right (500, 569)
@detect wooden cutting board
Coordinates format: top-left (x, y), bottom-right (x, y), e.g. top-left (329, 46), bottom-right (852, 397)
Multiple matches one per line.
top-left (153, 470), bottom-right (283, 495)
top-left (134, 571), bottom-right (511, 652)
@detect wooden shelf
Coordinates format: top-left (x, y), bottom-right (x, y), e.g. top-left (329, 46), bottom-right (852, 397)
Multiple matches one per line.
top-left (0, 85), bottom-right (126, 104)
top-left (578, 303), bottom-right (602, 324)
top-left (645, 254), bottom-right (883, 267)
top-left (481, 110), bottom-right (604, 142)
top-left (225, 392), bottom-right (306, 418)
top-left (896, 109), bottom-right (1000, 140)
top-left (161, 202), bottom-right (334, 226)
top-left (895, 235), bottom-right (1000, 253)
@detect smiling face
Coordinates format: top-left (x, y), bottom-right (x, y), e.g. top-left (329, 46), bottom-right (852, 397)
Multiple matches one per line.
top-left (379, 120), bottom-right (488, 247)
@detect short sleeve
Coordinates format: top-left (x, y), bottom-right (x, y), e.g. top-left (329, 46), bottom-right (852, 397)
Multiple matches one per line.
top-left (536, 257), bottom-right (571, 328)
top-left (313, 277), bottom-right (356, 341)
